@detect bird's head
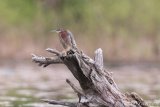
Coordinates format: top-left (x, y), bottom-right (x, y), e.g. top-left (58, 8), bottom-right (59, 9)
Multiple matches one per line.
top-left (51, 28), bottom-right (68, 38)
top-left (51, 28), bottom-right (66, 34)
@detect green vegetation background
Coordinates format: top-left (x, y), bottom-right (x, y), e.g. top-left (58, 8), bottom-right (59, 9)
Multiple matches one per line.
top-left (0, 0), bottom-right (159, 61)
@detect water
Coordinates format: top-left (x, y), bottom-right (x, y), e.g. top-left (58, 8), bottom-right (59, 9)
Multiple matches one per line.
top-left (0, 62), bottom-right (160, 107)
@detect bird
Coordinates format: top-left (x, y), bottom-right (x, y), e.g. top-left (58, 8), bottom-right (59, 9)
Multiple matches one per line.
top-left (52, 28), bottom-right (77, 54)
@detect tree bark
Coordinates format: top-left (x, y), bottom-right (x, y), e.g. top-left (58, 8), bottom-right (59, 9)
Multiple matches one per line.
top-left (31, 33), bottom-right (148, 107)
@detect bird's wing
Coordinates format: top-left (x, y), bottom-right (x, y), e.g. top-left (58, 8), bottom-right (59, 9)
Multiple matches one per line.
top-left (59, 34), bottom-right (67, 49)
top-left (67, 30), bottom-right (77, 48)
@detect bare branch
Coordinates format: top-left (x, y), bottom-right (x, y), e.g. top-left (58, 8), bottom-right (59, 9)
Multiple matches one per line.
top-left (46, 48), bottom-right (61, 56)
top-left (131, 92), bottom-right (148, 107)
top-left (31, 54), bottom-right (62, 67)
top-left (94, 48), bottom-right (103, 70)
top-left (66, 79), bottom-right (84, 96)
top-left (42, 99), bottom-right (77, 107)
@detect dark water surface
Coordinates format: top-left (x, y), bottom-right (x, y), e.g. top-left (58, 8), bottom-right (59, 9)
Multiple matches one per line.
top-left (0, 62), bottom-right (159, 107)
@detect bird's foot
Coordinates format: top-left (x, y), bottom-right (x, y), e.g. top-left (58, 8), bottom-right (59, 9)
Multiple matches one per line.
top-left (61, 49), bottom-right (75, 57)
top-left (61, 51), bottom-right (67, 56)
top-left (67, 49), bottom-right (75, 55)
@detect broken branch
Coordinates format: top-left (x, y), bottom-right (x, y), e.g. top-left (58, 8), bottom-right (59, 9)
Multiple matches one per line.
top-left (32, 54), bottom-right (62, 67)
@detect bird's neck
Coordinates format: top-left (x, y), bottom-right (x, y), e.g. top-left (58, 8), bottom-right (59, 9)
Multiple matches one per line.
top-left (60, 31), bottom-right (67, 39)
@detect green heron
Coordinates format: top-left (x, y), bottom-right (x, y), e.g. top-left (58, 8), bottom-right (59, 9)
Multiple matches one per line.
top-left (52, 28), bottom-right (77, 53)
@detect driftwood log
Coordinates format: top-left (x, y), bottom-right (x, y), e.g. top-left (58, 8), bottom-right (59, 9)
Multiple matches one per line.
top-left (31, 30), bottom-right (148, 107)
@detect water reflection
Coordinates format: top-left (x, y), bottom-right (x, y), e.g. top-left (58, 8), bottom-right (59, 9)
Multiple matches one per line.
top-left (0, 63), bottom-right (159, 107)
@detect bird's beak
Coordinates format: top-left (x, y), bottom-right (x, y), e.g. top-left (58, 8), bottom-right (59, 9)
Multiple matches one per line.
top-left (50, 30), bottom-right (60, 33)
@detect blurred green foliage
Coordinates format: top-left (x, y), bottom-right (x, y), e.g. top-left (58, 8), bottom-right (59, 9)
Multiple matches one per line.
top-left (0, 0), bottom-right (37, 24)
top-left (59, 0), bottom-right (159, 34)
top-left (0, 0), bottom-right (160, 35)
top-left (0, 0), bottom-right (159, 61)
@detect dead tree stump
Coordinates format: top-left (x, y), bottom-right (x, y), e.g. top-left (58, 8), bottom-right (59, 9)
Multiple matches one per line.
top-left (31, 30), bottom-right (148, 107)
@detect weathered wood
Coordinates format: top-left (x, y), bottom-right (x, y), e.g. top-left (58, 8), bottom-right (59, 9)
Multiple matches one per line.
top-left (46, 48), bottom-right (61, 56)
top-left (94, 48), bottom-right (103, 70)
top-left (42, 99), bottom-right (77, 107)
top-left (32, 54), bottom-right (62, 67)
top-left (32, 29), bottom-right (148, 107)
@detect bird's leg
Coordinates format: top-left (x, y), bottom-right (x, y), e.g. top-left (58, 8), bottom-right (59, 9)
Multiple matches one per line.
top-left (66, 47), bottom-right (75, 55)
top-left (62, 47), bottom-right (75, 56)
top-left (61, 49), bottom-right (67, 56)
top-left (61, 47), bottom-right (70, 56)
